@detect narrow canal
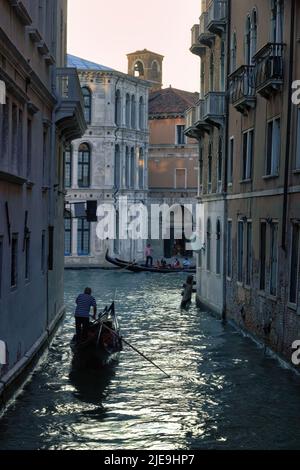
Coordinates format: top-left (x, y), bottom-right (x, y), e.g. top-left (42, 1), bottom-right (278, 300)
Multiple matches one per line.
top-left (0, 270), bottom-right (300, 450)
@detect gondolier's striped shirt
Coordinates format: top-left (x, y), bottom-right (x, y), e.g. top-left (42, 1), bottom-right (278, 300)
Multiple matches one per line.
top-left (75, 294), bottom-right (97, 318)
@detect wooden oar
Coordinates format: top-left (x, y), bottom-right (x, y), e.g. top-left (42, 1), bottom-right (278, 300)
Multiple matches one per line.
top-left (101, 323), bottom-right (170, 379)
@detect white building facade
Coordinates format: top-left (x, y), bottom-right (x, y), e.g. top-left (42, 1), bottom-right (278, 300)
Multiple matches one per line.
top-left (65, 56), bottom-right (151, 267)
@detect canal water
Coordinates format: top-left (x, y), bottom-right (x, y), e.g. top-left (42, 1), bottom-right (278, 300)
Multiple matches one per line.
top-left (0, 270), bottom-right (300, 450)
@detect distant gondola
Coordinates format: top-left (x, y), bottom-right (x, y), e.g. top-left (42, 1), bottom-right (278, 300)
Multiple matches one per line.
top-left (70, 302), bottom-right (122, 370)
top-left (105, 250), bottom-right (196, 274)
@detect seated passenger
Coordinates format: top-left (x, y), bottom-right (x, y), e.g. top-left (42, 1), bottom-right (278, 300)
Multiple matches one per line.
top-left (183, 257), bottom-right (191, 268)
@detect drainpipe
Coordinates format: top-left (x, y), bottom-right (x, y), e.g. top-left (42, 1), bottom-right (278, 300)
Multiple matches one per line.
top-left (281, 0), bottom-right (296, 250)
top-left (222, 0), bottom-right (231, 322)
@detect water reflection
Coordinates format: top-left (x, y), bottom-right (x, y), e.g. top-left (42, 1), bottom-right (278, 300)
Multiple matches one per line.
top-left (0, 270), bottom-right (300, 450)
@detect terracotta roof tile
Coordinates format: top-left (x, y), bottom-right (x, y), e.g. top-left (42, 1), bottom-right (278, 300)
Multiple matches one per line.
top-left (149, 87), bottom-right (199, 116)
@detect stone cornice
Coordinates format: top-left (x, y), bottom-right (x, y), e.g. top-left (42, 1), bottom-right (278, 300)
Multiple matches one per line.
top-left (149, 113), bottom-right (185, 120)
top-left (0, 28), bottom-right (56, 108)
top-left (77, 69), bottom-right (152, 89)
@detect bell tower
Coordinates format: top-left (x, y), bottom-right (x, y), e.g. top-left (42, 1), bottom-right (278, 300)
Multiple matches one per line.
top-left (127, 49), bottom-right (164, 91)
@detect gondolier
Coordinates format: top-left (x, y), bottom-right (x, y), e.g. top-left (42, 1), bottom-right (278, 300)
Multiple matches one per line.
top-left (75, 287), bottom-right (97, 342)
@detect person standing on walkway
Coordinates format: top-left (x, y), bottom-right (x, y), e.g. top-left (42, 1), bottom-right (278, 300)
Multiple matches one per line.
top-left (75, 287), bottom-right (97, 342)
top-left (145, 243), bottom-right (153, 267)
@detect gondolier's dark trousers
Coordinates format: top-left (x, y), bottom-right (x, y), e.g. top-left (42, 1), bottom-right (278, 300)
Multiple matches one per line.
top-left (75, 316), bottom-right (90, 342)
top-left (146, 256), bottom-right (153, 267)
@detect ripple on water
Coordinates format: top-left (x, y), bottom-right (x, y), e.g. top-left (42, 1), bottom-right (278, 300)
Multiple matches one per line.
top-left (0, 270), bottom-right (300, 450)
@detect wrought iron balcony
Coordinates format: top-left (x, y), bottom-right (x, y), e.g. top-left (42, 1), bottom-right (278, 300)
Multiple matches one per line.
top-left (199, 12), bottom-right (215, 48)
top-left (190, 24), bottom-right (206, 57)
top-left (207, 0), bottom-right (228, 36)
top-left (254, 43), bottom-right (284, 99)
top-left (202, 92), bottom-right (225, 128)
top-left (229, 65), bottom-right (256, 114)
top-left (55, 68), bottom-right (87, 142)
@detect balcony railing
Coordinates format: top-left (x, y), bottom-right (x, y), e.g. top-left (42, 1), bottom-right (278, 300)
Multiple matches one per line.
top-left (229, 65), bottom-right (256, 114)
top-left (55, 68), bottom-right (87, 141)
top-left (202, 92), bottom-right (225, 127)
top-left (185, 105), bottom-right (203, 139)
top-left (254, 43), bottom-right (284, 98)
top-left (199, 12), bottom-right (215, 48)
top-left (190, 24), bottom-right (206, 56)
top-left (207, 0), bottom-right (228, 35)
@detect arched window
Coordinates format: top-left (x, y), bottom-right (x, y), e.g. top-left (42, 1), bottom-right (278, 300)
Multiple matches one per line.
top-left (64, 145), bottom-right (72, 188)
top-left (251, 9), bottom-right (258, 57)
top-left (125, 146), bottom-right (130, 188)
top-left (245, 15), bottom-right (251, 65)
top-left (220, 40), bottom-right (225, 91)
top-left (126, 93), bottom-right (130, 128)
top-left (138, 148), bottom-right (144, 189)
top-left (207, 219), bottom-right (212, 271)
top-left (130, 147), bottom-right (135, 188)
top-left (114, 144), bottom-right (121, 188)
top-left (209, 52), bottom-right (214, 91)
top-left (139, 96), bottom-right (144, 130)
top-left (217, 137), bottom-right (223, 192)
top-left (134, 61), bottom-right (145, 78)
top-left (271, 0), bottom-right (283, 43)
top-left (82, 87), bottom-right (92, 124)
top-left (78, 143), bottom-right (90, 188)
top-left (216, 220), bottom-right (221, 275)
top-left (131, 95), bottom-right (136, 129)
top-left (115, 89), bottom-right (121, 126)
top-left (152, 60), bottom-right (160, 80)
top-left (231, 32), bottom-right (237, 72)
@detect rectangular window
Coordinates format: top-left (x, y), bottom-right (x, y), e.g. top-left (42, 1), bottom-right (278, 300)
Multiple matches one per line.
top-left (242, 129), bottom-right (253, 180)
top-left (64, 218), bottom-right (72, 256)
top-left (17, 109), bottom-right (23, 174)
top-left (41, 231), bottom-right (46, 273)
top-left (227, 221), bottom-right (232, 278)
top-left (11, 234), bottom-right (18, 288)
top-left (266, 118), bottom-right (280, 176)
top-left (25, 233), bottom-right (30, 281)
top-left (77, 219), bottom-right (90, 256)
top-left (27, 119), bottom-right (32, 179)
top-left (0, 98), bottom-right (9, 161)
top-left (175, 168), bottom-right (187, 189)
top-left (270, 222), bottom-right (278, 296)
top-left (208, 157), bottom-right (212, 193)
top-left (227, 137), bottom-right (234, 184)
top-left (176, 125), bottom-right (186, 145)
top-left (260, 222), bottom-right (267, 291)
top-left (0, 236), bottom-right (3, 298)
top-left (296, 108), bottom-right (300, 170)
top-left (290, 223), bottom-right (300, 304)
top-left (246, 222), bottom-right (252, 286)
top-left (42, 129), bottom-right (48, 186)
top-left (64, 148), bottom-right (72, 188)
top-left (11, 103), bottom-right (18, 168)
top-left (237, 221), bottom-right (244, 283)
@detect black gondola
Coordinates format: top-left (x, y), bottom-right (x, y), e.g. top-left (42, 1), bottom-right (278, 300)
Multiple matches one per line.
top-left (70, 302), bottom-right (122, 370)
top-left (105, 250), bottom-right (196, 273)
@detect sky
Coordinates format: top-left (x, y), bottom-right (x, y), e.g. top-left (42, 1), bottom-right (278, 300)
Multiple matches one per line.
top-left (67, 0), bottom-right (201, 93)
